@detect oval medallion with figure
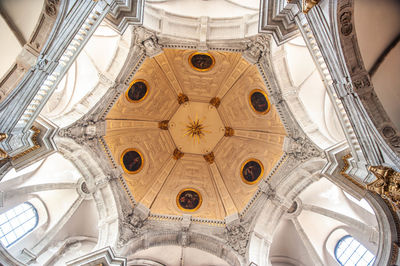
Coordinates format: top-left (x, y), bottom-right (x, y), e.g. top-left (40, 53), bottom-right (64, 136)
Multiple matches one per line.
top-left (241, 158), bottom-right (264, 184)
top-left (249, 89), bottom-right (270, 114)
top-left (126, 79), bottom-right (149, 102)
top-left (189, 52), bottom-right (215, 71)
top-left (176, 189), bottom-right (202, 211)
top-left (121, 149), bottom-right (143, 174)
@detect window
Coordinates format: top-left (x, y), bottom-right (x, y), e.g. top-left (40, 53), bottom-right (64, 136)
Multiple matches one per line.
top-left (335, 235), bottom-right (375, 266)
top-left (0, 202), bottom-right (38, 247)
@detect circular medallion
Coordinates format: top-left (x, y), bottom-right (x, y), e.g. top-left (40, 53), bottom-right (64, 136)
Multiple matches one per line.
top-left (249, 89), bottom-right (270, 114)
top-left (188, 52), bottom-right (215, 72)
top-left (120, 149), bottom-right (144, 174)
top-left (176, 188), bottom-right (202, 212)
top-left (240, 158), bottom-right (264, 184)
top-left (125, 79), bottom-right (149, 102)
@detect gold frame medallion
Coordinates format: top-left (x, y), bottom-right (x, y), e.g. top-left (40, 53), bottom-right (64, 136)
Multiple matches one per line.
top-left (125, 79), bottom-right (149, 103)
top-left (120, 148), bottom-right (144, 174)
top-left (248, 89), bottom-right (271, 115)
top-left (188, 52), bottom-right (215, 72)
top-left (176, 188), bottom-right (203, 212)
top-left (240, 158), bottom-right (264, 185)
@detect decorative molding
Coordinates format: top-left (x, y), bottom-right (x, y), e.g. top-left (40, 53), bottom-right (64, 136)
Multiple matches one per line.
top-left (105, 0), bottom-right (145, 34)
top-left (66, 246), bottom-right (126, 266)
top-left (0, 0), bottom-right (62, 104)
top-left (11, 126), bottom-right (40, 161)
top-left (259, 0), bottom-right (298, 45)
top-left (340, 154), bottom-right (366, 190)
top-left (334, 0), bottom-right (400, 160)
top-left (0, 0), bottom-right (110, 157)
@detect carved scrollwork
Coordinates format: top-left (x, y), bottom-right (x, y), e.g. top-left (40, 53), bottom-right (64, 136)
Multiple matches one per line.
top-left (133, 27), bottom-right (163, 58)
top-left (225, 224), bottom-right (249, 256)
top-left (286, 136), bottom-right (322, 162)
top-left (243, 34), bottom-right (270, 64)
top-left (58, 119), bottom-right (104, 147)
top-left (339, 11), bottom-right (353, 36)
top-left (45, 0), bottom-right (59, 17)
top-left (367, 165), bottom-right (400, 210)
top-left (119, 209), bottom-right (147, 245)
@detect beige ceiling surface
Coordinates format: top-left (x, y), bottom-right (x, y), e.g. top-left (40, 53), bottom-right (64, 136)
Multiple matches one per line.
top-left (104, 49), bottom-right (286, 220)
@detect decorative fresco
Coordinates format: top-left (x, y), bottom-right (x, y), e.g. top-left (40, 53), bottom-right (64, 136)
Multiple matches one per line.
top-left (125, 79), bottom-right (148, 102)
top-left (189, 52), bottom-right (215, 71)
top-left (241, 159), bottom-right (264, 184)
top-left (177, 189), bottom-right (202, 211)
top-left (249, 89), bottom-right (270, 114)
top-left (121, 149), bottom-right (143, 174)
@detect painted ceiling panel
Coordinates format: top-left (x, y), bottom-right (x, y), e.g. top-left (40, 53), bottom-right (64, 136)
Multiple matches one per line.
top-left (103, 49), bottom-right (286, 221)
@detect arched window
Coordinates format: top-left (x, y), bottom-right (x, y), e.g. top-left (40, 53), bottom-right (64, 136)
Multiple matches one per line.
top-left (0, 202), bottom-right (38, 247)
top-left (335, 235), bottom-right (375, 266)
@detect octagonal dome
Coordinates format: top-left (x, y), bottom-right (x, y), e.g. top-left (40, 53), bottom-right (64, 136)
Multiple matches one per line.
top-left (104, 49), bottom-right (287, 220)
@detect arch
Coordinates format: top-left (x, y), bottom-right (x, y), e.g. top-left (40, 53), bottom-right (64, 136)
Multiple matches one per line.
top-left (56, 137), bottom-right (121, 249)
top-left (332, 0), bottom-right (400, 161)
top-left (119, 230), bottom-right (243, 266)
top-left (0, 202), bottom-right (38, 248)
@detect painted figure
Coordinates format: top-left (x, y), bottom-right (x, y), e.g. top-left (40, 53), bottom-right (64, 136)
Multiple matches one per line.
top-left (242, 161), bottom-right (262, 182)
top-left (179, 190), bottom-right (200, 210)
top-left (191, 54), bottom-right (213, 70)
top-left (250, 91), bottom-right (269, 113)
top-left (123, 150), bottom-right (142, 172)
top-left (128, 81), bottom-right (147, 101)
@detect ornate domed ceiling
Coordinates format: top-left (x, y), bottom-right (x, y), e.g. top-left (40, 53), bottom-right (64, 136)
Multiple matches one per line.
top-left (103, 49), bottom-right (286, 220)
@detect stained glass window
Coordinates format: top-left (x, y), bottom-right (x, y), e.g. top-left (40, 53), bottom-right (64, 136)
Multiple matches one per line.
top-left (0, 202), bottom-right (38, 247)
top-left (335, 235), bottom-right (375, 266)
